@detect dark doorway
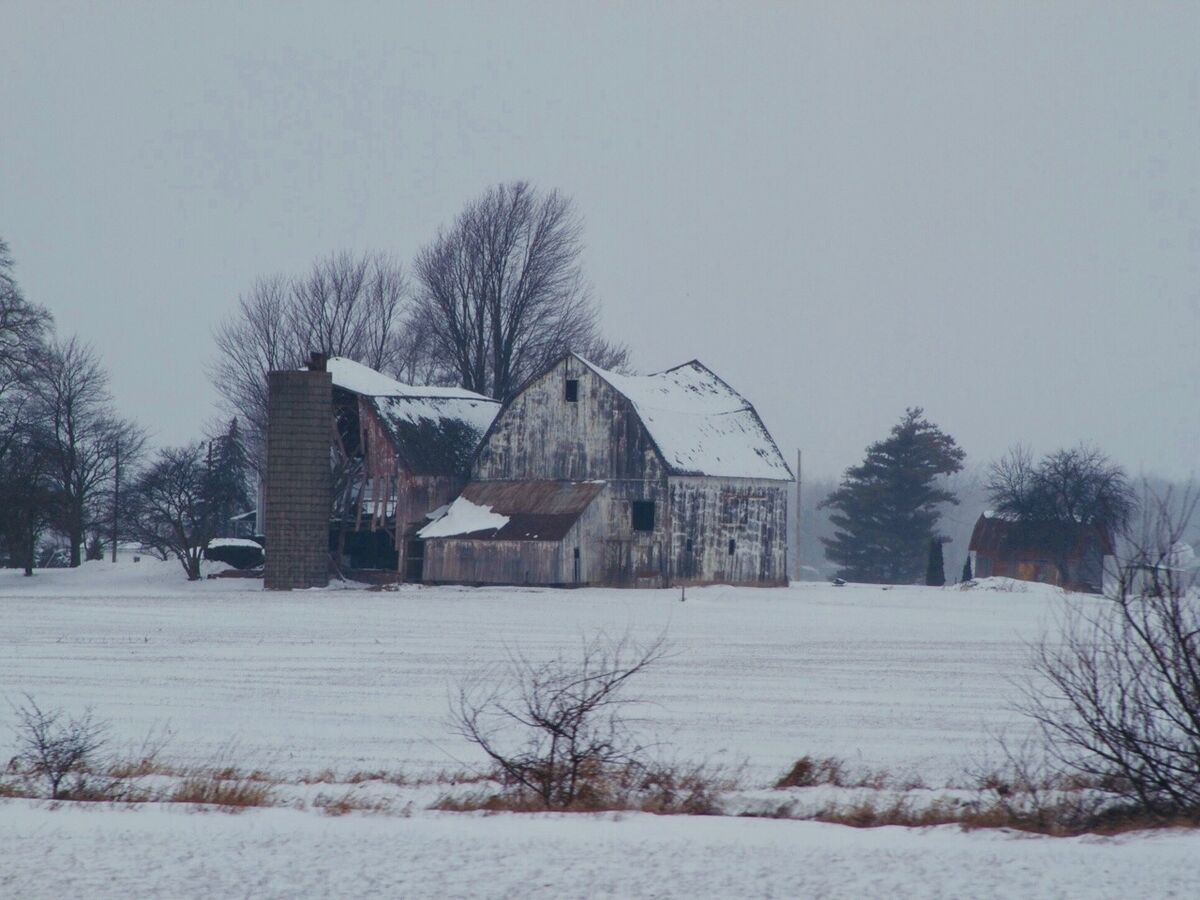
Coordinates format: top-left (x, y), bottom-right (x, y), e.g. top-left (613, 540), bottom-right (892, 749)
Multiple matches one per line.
top-left (405, 539), bottom-right (425, 582)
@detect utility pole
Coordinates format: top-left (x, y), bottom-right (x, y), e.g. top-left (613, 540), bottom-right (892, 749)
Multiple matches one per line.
top-left (795, 449), bottom-right (802, 583)
top-left (110, 439), bottom-right (120, 563)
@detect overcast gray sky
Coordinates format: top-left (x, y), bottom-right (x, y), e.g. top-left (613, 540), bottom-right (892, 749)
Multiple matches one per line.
top-left (3, 1), bottom-right (1197, 479)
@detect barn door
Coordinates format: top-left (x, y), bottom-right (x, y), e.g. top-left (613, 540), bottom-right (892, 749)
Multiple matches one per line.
top-left (405, 540), bottom-right (424, 582)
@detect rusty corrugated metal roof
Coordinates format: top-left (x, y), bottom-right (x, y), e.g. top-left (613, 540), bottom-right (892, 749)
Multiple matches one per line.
top-left (425, 480), bottom-right (606, 543)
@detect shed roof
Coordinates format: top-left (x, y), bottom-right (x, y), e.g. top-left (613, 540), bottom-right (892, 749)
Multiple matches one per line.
top-left (969, 513), bottom-right (1115, 557)
top-left (575, 355), bottom-right (793, 481)
top-left (327, 357), bottom-right (500, 476)
top-left (419, 480), bottom-right (605, 543)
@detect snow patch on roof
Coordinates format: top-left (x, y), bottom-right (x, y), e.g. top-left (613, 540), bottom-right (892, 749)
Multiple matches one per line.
top-left (576, 356), bottom-right (792, 481)
top-left (327, 357), bottom-right (492, 401)
top-left (417, 497), bottom-right (510, 539)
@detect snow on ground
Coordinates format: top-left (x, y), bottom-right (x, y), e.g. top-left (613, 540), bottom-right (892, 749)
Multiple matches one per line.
top-left (4, 562), bottom-right (1197, 898)
top-left (3, 800), bottom-right (1199, 900)
top-left (1, 562), bottom-right (1061, 781)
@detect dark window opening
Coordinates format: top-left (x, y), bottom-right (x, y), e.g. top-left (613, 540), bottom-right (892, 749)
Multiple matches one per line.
top-left (573, 547), bottom-right (580, 559)
top-left (685, 538), bottom-right (693, 553)
top-left (565, 379), bottom-right (579, 402)
top-left (728, 539), bottom-right (736, 555)
top-left (631, 501), bottom-right (655, 532)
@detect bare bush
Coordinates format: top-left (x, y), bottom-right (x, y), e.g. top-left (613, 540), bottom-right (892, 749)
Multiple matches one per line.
top-left (11, 696), bottom-right (108, 800)
top-left (450, 631), bottom-right (667, 809)
top-left (1021, 486), bottom-right (1200, 821)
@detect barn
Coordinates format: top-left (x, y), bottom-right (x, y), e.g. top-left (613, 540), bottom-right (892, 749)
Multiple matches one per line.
top-left (262, 355), bottom-right (500, 588)
top-left (968, 512), bottom-right (1113, 593)
top-left (418, 353), bottom-right (793, 587)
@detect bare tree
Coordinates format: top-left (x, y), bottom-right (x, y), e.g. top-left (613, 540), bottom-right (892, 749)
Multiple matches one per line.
top-left (0, 237), bottom-right (51, 398)
top-left (451, 632), bottom-right (667, 809)
top-left (414, 181), bottom-right (629, 401)
top-left (0, 428), bottom-right (55, 575)
top-left (0, 239), bottom-right (55, 570)
top-left (30, 337), bottom-right (145, 567)
top-left (1021, 485), bottom-right (1200, 819)
top-left (988, 444), bottom-right (1136, 532)
top-left (125, 443), bottom-right (215, 580)
top-left (12, 695), bottom-right (108, 800)
top-left (209, 253), bottom-right (421, 471)
top-left (0, 237), bottom-right (52, 477)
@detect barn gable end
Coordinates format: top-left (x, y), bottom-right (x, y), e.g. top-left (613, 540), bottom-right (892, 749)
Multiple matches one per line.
top-left (424, 353), bottom-right (792, 588)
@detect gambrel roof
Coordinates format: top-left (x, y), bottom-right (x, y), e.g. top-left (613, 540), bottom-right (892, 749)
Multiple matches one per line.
top-left (577, 355), bottom-right (793, 481)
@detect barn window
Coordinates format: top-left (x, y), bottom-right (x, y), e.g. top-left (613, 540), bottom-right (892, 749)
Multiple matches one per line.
top-left (631, 501), bottom-right (655, 532)
top-left (685, 538), bottom-right (693, 553)
top-left (728, 539), bottom-right (736, 555)
top-left (565, 379), bottom-right (579, 402)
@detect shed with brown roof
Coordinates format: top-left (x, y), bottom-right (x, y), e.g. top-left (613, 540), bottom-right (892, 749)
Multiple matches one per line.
top-left (968, 513), bottom-right (1113, 592)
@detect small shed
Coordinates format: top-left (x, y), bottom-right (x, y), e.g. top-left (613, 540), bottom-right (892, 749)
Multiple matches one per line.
top-left (968, 512), bottom-right (1114, 593)
top-left (419, 480), bottom-right (606, 585)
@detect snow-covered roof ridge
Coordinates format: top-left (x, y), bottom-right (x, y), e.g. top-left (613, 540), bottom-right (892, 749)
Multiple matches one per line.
top-left (573, 354), bottom-right (793, 481)
top-left (326, 357), bottom-right (496, 402)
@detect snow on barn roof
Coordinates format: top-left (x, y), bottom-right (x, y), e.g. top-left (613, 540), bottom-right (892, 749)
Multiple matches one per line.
top-left (327, 357), bottom-right (493, 403)
top-left (576, 355), bottom-right (793, 481)
top-left (326, 357), bottom-right (500, 476)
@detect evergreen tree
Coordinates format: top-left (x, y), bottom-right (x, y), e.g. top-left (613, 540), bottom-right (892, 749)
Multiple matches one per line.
top-left (961, 556), bottom-right (972, 583)
top-left (204, 418), bottom-right (251, 537)
top-left (820, 408), bottom-right (965, 584)
top-left (925, 538), bottom-right (946, 586)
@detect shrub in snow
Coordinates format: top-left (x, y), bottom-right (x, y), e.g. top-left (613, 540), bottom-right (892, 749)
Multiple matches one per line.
top-left (450, 631), bottom-right (667, 810)
top-left (1022, 489), bottom-right (1200, 821)
top-left (11, 696), bottom-right (108, 800)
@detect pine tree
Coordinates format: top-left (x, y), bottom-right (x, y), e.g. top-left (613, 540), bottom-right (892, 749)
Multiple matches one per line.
top-left (961, 556), bottom-right (972, 583)
top-left (925, 538), bottom-right (945, 586)
top-left (204, 418), bottom-right (251, 537)
top-left (820, 408), bottom-right (965, 584)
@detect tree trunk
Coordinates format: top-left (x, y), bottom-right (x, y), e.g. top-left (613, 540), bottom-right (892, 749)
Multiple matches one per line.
top-left (23, 531), bottom-right (35, 576)
top-left (68, 505), bottom-right (83, 567)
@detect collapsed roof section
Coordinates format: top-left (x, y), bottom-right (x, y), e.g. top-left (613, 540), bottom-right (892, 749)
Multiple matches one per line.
top-left (576, 355), bottom-right (793, 481)
top-left (327, 357), bottom-right (500, 477)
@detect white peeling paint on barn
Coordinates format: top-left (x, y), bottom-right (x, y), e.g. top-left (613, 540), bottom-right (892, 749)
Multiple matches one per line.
top-left (423, 353), bottom-right (793, 587)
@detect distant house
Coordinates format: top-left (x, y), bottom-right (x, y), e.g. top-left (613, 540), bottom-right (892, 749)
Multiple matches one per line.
top-left (968, 512), bottom-right (1114, 593)
top-left (418, 353), bottom-right (793, 587)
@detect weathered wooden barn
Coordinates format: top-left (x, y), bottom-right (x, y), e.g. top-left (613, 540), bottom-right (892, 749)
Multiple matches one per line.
top-left (418, 353), bottom-right (793, 587)
top-left (968, 512), bottom-right (1113, 593)
top-left (264, 356), bottom-right (501, 587)
top-left (323, 357), bottom-right (499, 577)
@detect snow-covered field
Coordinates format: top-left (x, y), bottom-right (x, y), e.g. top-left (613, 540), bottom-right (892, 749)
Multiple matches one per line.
top-left (2, 561), bottom-right (1198, 898)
